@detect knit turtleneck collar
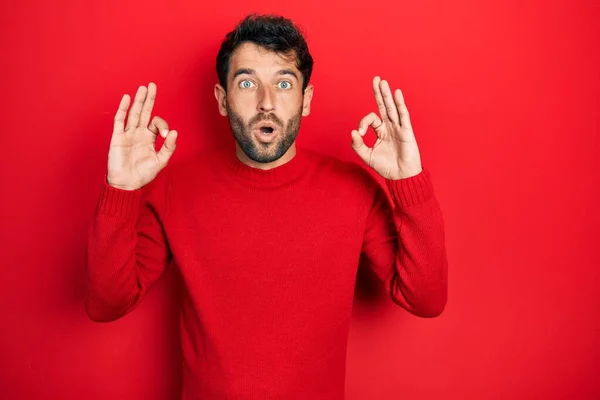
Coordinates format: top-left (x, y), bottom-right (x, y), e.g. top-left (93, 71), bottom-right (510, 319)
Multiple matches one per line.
top-left (221, 145), bottom-right (309, 188)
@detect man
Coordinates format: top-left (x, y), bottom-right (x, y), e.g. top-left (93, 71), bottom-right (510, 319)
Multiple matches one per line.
top-left (86, 13), bottom-right (448, 400)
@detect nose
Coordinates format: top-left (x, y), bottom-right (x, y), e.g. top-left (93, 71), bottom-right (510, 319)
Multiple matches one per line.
top-left (257, 85), bottom-right (275, 113)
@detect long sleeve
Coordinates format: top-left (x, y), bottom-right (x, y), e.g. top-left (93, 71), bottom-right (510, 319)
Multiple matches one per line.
top-left (360, 168), bottom-right (448, 317)
top-left (85, 172), bottom-right (172, 322)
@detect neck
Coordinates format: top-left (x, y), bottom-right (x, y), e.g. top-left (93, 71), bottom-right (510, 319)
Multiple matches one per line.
top-left (235, 143), bottom-right (297, 170)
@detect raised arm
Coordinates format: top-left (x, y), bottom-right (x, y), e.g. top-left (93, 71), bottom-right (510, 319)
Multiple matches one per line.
top-left (85, 83), bottom-right (178, 322)
top-left (352, 77), bottom-right (448, 317)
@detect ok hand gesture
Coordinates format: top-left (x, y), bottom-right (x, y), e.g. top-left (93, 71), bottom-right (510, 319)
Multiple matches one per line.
top-left (107, 83), bottom-right (178, 191)
top-left (351, 77), bottom-right (422, 180)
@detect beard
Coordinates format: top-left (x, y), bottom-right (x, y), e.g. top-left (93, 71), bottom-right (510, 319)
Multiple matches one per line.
top-left (226, 103), bottom-right (302, 164)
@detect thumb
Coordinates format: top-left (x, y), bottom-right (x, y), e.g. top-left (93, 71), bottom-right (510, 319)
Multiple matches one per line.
top-left (351, 129), bottom-right (371, 164)
top-left (157, 130), bottom-right (178, 169)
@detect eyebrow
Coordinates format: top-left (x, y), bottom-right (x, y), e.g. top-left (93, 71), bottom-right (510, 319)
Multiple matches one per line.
top-left (232, 68), bottom-right (299, 81)
top-left (232, 68), bottom-right (255, 79)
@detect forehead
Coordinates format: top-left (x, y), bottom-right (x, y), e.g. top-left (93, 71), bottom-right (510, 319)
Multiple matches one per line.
top-left (228, 42), bottom-right (299, 77)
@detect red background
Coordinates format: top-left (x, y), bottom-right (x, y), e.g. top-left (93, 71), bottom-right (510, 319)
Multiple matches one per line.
top-left (1, 0), bottom-right (599, 399)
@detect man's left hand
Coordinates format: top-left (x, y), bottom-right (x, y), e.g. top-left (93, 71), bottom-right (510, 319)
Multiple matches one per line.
top-left (351, 76), bottom-right (423, 180)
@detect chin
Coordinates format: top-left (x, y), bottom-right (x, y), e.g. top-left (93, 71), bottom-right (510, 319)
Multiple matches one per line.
top-left (237, 139), bottom-right (285, 164)
top-left (246, 147), bottom-right (285, 163)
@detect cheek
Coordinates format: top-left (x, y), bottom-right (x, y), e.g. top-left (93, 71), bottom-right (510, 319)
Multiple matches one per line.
top-left (228, 93), bottom-right (257, 115)
top-left (278, 92), bottom-right (303, 113)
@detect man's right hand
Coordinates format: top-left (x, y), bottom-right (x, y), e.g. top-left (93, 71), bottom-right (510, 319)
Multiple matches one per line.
top-left (107, 82), bottom-right (178, 191)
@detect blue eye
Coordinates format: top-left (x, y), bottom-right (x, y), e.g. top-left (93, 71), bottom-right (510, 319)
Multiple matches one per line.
top-left (278, 81), bottom-right (292, 90)
top-left (240, 80), bottom-right (254, 89)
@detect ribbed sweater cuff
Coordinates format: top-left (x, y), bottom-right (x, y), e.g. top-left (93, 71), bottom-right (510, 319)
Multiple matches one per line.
top-left (386, 168), bottom-right (434, 208)
top-left (98, 180), bottom-right (143, 218)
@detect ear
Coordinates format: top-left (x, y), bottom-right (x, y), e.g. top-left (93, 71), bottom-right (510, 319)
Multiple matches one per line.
top-left (214, 84), bottom-right (228, 116)
top-left (301, 84), bottom-right (314, 117)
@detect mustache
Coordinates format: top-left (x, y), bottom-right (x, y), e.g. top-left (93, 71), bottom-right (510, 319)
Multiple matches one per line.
top-left (249, 113), bottom-right (284, 128)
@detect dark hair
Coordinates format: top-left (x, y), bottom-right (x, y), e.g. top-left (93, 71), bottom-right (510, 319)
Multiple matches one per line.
top-left (216, 14), bottom-right (314, 92)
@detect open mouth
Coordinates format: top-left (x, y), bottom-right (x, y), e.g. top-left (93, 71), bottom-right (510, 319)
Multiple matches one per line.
top-left (253, 119), bottom-right (279, 142)
top-left (259, 126), bottom-right (274, 134)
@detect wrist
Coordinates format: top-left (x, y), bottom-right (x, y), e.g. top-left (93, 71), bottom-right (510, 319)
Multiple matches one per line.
top-left (105, 175), bottom-right (140, 191)
top-left (389, 166), bottom-right (423, 180)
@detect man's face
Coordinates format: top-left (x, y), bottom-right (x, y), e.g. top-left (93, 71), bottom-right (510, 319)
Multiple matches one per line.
top-left (215, 42), bottom-right (313, 165)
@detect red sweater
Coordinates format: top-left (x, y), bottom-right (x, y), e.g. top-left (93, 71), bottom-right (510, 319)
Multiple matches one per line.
top-left (86, 145), bottom-right (448, 399)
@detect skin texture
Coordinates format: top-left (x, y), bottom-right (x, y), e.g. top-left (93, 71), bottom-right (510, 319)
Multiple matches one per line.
top-left (350, 76), bottom-right (423, 180)
top-left (214, 42), bottom-right (314, 169)
top-left (107, 83), bottom-right (177, 191)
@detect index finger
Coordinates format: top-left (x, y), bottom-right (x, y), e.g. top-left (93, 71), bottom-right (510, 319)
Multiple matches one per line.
top-left (358, 112), bottom-right (383, 135)
top-left (149, 116), bottom-right (170, 138)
